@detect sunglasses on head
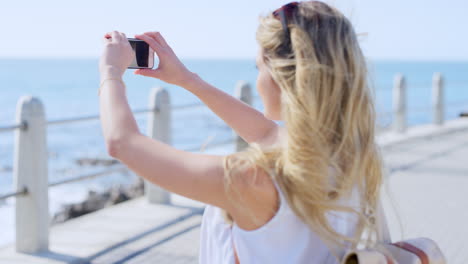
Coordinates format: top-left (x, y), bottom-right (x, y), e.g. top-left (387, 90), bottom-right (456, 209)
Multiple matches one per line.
top-left (272, 2), bottom-right (300, 38)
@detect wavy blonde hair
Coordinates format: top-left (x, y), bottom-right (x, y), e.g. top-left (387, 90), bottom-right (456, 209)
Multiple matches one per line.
top-left (222, 1), bottom-right (383, 251)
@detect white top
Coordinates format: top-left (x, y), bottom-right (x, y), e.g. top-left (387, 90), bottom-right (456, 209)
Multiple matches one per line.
top-left (199, 177), bottom-right (361, 264)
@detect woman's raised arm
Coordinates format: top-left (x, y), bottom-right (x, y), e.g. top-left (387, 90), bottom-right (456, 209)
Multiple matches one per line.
top-left (134, 32), bottom-right (279, 146)
top-left (99, 31), bottom-right (233, 209)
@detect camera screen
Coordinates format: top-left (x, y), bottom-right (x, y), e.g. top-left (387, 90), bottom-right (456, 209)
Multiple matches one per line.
top-left (129, 40), bottom-right (150, 68)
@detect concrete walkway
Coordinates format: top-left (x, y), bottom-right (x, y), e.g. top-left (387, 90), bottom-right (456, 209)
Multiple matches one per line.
top-left (0, 198), bottom-right (204, 264)
top-left (380, 125), bottom-right (468, 264)
top-left (1, 119), bottom-right (467, 263)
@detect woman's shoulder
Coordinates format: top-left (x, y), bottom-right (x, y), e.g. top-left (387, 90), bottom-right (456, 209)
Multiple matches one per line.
top-left (227, 167), bottom-right (280, 231)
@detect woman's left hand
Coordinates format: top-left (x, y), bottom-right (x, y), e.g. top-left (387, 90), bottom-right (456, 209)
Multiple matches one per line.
top-left (99, 31), bottom-right (133, 80)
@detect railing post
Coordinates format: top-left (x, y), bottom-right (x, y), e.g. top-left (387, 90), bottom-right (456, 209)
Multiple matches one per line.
top-left (432, 72), bottom-right (444, 126)
top-left (393, 74), bottom-right (407, 133)
top-left (234, 81), bottom-right (252, 152)
top-left (145, 87), bottom-right (171, 204)
top-left (13, 96), bottom-right (49, 253)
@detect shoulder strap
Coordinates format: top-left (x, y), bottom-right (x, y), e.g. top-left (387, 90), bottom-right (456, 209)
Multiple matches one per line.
top-left (323, 198), bottom-right (392, 263)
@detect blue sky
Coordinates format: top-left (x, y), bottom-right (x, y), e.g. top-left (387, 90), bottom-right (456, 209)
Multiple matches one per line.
top-left (1, 0), bottom-right (467, 60)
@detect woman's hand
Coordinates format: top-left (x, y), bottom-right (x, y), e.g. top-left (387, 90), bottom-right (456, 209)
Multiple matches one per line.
top-left (99, 31), bottom-right (134, 80)
top-left (134, 32), bottom-right (196, 87)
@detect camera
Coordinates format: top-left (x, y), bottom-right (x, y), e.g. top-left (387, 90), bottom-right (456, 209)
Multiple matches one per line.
top-left (127, 38), bottom-right (154, 69)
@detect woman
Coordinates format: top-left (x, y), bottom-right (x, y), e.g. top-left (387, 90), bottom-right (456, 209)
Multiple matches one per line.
top-left (98, 1), bottom-right (383, 263)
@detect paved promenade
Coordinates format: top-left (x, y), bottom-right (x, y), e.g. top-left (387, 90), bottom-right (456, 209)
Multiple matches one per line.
top-left (1, 119), bottom-right (467, 263)
top-left (0, 198), bottom-right (204, 264)
top-left (380, 123), bottom-right (468, 264)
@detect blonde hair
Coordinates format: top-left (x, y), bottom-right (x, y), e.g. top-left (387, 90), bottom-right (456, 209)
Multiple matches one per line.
top-left (222, 1), bottom-right (383, 250)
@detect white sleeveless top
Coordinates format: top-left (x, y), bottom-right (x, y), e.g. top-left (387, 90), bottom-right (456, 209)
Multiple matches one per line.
top-left (199, 178), bottom-right (361, 264)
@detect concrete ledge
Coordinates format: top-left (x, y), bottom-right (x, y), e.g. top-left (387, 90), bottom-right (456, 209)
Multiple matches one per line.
top-left (378, 118), bottom-right (468, 147)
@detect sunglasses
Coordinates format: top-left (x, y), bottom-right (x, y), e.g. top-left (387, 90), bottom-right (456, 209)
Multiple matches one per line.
top-left (272, 2), bottom-right (300, 38)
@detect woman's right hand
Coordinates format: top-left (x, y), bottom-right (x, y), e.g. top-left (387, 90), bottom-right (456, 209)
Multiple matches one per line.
top-left (134, 32), bottom-right (196, 87)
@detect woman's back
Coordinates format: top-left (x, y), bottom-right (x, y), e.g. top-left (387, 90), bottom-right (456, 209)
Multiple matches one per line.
top-left (215, 1), bottom-right (384, 261)
top-left (199, 173), bottom-right (361, 264)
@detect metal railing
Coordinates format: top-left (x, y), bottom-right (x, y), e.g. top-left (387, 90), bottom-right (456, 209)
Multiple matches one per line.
top-left (0, 187), bottom-right (28, 201)
top-left (0, 121), bottom-right (27, 133)
top-left (0, 74), bottom-right (467, 254)
top-left (0, 82), bottom-right (253, 254)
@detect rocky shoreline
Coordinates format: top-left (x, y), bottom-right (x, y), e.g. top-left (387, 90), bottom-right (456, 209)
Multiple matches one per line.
top-left (52, 178), bottom-right (145, 224)
top-left (52, 158), bottom-right (145, 224)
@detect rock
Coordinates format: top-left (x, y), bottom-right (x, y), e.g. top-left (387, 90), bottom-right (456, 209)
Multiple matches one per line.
top-left (108, 186), bottom-right (129, 205)
top-left (52, 179), bottom-right (145, 224)
top-left (126, 179), bottom-right (145, 197)
top-left (83, 190), bottom-right (108, 212)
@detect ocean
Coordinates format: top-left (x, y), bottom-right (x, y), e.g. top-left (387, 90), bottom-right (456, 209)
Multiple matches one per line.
top-left (0, 58), bottom-right (468, 246)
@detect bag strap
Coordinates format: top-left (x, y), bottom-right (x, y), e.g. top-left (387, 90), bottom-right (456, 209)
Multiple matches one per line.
top-left (323, 197), bottom-right (393, 261)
